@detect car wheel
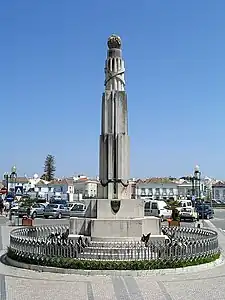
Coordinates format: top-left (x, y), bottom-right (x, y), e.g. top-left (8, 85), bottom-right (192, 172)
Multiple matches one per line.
top-left (58, 213), bottom-right (62, 219)
top-left (32, 212), bottom-right (37, 219)
top-left (206, 215), bottom-right (209, 220)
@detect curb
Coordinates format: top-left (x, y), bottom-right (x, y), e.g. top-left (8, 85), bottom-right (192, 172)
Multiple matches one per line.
top-left (4, 254), bottom-right (225, 277)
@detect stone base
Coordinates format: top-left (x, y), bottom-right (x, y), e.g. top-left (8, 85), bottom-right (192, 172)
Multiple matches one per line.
top-left (96, 198), bottom-right (144, 219)
top-left (82, 198), bottom-right (145, 219)
top-left (90, 235), bottom-right (167, 242)
top-left (91, 216), bottom-right (161, 242)
top-left (68, 234), bottom-right (84, 240)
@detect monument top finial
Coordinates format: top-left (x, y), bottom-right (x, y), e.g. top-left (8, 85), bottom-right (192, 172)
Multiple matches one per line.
top-left (107, 34), bottom-right (121, 49)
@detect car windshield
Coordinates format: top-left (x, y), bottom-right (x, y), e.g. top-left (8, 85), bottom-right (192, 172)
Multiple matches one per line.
top-left (46, 204), bottom-right (58, 209)
top-left (71, 204), bottom-right (85, 211)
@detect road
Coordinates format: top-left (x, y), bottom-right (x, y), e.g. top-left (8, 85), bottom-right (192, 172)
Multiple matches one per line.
top-left (0, 210), bottom-right (225, 299)
top-left (210, 208), bottom-right (225, 230)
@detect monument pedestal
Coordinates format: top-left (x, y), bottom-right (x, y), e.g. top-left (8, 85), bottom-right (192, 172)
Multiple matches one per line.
top-left (91, 216), bottom-right (161, 241)
top-left (69, 199), bottom-right (162, 242)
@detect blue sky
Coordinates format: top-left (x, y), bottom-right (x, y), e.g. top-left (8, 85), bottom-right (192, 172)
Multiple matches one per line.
top-left (0, 0), bottom-right (225, 179)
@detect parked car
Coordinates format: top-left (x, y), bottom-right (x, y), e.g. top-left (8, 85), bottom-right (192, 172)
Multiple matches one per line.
top-left (17, 203), bottom-right (45, 218)
top-left (196, 204), bottom-right (214, 219)
top-left (50, 199), bottom-right (68, 206)
top-left (179, 207), bottom-right (198, 222)
top-left (144, 200), bottom-right (172, 221)
top-left (43, 204), bottom-right (70, 219)
top-left (177, 200), bottom-right (193, 212)
top-left (69, 203), bottom-right (87, 217)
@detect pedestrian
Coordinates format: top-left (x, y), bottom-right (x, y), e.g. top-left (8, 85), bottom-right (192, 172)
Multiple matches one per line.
top-left (5, 201), bottom-right (10, 217)
top-left (26, 207), bottom-right (31, 217)
top-left (0, 200), bottom-right (4, 215)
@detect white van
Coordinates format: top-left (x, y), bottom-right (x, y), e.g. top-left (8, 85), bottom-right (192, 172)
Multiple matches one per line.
top-left (177, 200), bottom-right (193, 212)
top-left (144, 200), bottom-right (172, 221)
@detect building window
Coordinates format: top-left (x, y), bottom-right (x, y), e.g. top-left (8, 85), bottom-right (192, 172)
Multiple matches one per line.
top-left (169, 188), bottom-right (174, 196)
top-left (155, 188), bottom-right (160, 196)
top-left (223, 190), bottom-right (225, 200)
top-left (215, 190), bottom-right (220, 199)
top-left (162, 188), bottom-right (167, 195)
top-left (141, 188), bottom-right (146, 195)
top-left (148, 188), bottom-right (153, 195)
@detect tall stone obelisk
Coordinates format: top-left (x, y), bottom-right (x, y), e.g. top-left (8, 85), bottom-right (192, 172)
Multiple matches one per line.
top-left (98, 34), bottom-right (130, 200)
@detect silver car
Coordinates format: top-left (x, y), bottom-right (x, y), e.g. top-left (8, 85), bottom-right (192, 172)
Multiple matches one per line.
top-left (17, 203), bottom-right (45, 218)
top-left (69, 203), bottom-right (87, 217)
top-left (43, 204), bottom-right (70, 219)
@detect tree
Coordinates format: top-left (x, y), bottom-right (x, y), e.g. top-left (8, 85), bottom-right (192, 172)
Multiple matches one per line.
top-left (165, 200), bottom-right (180, 221)
top-left (42, 154), bottom-right (56, 181)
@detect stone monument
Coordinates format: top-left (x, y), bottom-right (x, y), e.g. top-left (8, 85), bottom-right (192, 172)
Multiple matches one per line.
top-left (69, 35), bottom-right (161, 242)
top-left (98, 34), bottom-right (130, 200)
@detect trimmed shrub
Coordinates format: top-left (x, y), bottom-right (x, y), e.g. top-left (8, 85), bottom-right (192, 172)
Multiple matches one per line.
top-left (7, 247), bottom-right (220, 271)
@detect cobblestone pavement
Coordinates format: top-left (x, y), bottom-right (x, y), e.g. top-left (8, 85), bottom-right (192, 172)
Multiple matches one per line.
top-left (1, 217), bottom-right (225, 299)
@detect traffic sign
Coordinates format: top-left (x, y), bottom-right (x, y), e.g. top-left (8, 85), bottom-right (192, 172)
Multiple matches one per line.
top-left (6, 194), bottom-right (14, 202)
top-left (0, 187), bottom-right (7, 194)
top-left (15, 195), bottom-right (22, 201)
top-left (15, 186), bottom-right (23, 195)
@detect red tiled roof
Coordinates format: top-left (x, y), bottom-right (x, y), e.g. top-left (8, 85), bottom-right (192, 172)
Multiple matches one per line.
top-left (212, 181), bottom-right (225, 187)
top-left (136, 177), bottom-right (177, 184)
top-left (48, 179), bottom-right (74, 186)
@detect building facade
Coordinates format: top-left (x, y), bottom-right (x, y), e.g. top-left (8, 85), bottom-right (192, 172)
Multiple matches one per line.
top-left (74, 178), bottom-right (98, 198)
top-left (136, 178), bottom-right (178, 200)
top-left (212, 181), bottom-right (225, 202)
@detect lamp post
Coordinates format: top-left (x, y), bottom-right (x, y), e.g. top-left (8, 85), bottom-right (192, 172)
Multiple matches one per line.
top-left (194, 165), bottom-right (201, 201)
top-left (10, 166), bottom-right (17, 221)
top-left (4, 166), bottom-right (17, 221)
top-left (3, 172), bottom-right (9, 193)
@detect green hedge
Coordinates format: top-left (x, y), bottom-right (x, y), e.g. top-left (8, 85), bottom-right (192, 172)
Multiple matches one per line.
top-left (7, 248), bottom-right (220, 270)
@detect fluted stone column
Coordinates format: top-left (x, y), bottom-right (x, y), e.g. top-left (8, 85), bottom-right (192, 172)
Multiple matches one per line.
top-left (98, 35), bottom-right (130, 200)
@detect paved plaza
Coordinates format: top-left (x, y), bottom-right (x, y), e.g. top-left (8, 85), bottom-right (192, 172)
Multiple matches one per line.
top-left (1, 211), bottom-right (225, 299)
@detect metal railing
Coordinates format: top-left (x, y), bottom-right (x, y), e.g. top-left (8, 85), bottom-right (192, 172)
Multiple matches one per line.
top-left (9, 225), bottom-right (219, 262)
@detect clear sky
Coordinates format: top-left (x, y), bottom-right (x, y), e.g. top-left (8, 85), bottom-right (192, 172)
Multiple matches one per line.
top-left (0, 0), bottom-right (225, 179)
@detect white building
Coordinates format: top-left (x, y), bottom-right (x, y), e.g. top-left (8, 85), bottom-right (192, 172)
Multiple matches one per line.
top-left (212, 181), bottom-right (225, 202)
top-left (73, 178), bottom-right (98, 198)
top-left (136, 178), bottom-right (178, 200)
top-left (177, 179), bottom-right (193, 199)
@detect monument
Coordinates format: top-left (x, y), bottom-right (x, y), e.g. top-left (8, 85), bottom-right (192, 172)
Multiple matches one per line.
top-left (98, 34), bottom-right (130, 200)
top-left (69, 35), bottom-right (161, 242)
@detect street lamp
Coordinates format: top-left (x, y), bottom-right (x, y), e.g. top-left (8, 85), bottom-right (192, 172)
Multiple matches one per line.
top-left (10, 168), bottom-right (17, 193)
top-left (3, 172), bottom-right (9, 193)
top-left (4, 166), bottom-right (17, 221)
top-left (194, 165), bottom-right (201, 201)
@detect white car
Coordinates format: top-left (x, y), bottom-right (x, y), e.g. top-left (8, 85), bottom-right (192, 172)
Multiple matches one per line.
top-left (10, 205), bottom-right (19, 215)
top-left (180, 207), bottom-right (198, 222)
top-left (144, 200), bottom-right (172, 221)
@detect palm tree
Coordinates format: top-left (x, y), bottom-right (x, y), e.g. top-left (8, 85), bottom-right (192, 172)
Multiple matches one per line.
top-left (165, 200), bottom-right (180, 221)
